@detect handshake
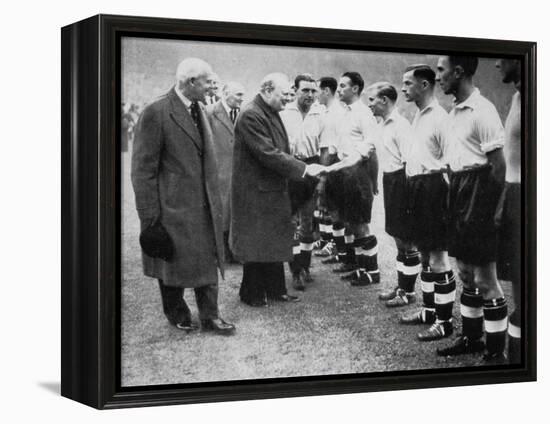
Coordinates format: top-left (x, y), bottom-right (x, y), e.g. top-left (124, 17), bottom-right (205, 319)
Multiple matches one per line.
top-left (304, 164), bottom-right (332, 178)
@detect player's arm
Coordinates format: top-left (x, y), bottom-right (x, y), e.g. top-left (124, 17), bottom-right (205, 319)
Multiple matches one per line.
top-left (368, 150), bottom-right (379, 195)
top-left (487, 148), bottom-right (506, 185)
top-left (477, 106), bottom-right (506, 185)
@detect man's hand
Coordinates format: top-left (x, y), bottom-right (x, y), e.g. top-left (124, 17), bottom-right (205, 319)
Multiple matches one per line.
top-left (372, 182), bottom-right (379, 196)
top-left (305, 164), bottom-right (327, 177)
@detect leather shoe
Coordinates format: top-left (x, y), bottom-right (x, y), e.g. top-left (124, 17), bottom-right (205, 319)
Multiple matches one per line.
top-left (241, 298), bottom-right (268, 307)
top-left (417, 321), bottom-right (453, 341)
top-left (385, 289), bottom-right (416, 307)
top-left (201, 318), bottom-right (236, 335)
top-left (436, 335), bottom-right (485, 356)
top-left (379, 286), bottom-right (399, 301)
top-left (175, 321), bottom-right (199, 332)
top-left (478, 352), bottom-right (508, 365)
top-left (349, 270), bottom-right (378, 286)
top-left (333, 263), bottom-right (357, 273)
top-left (399, 308), bottom-right (436, 325)
top-left (271, 294), bottom-right (301, 302)
top-left (314, 241), bottom-right (335, 257)
top-left (321, 255), bottom-right (340, 264)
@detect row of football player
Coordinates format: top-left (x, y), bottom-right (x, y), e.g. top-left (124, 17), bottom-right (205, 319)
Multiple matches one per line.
top-left (277, 57), bottom-right (521, 365)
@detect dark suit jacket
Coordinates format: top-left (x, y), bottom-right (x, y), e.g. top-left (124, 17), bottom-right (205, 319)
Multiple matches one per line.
top-left (207, 101), bottom-right (235, 232)
top-left (131, 87), bottom-right (224, 287)
top-left (230, 94), bottom-right (306, 262)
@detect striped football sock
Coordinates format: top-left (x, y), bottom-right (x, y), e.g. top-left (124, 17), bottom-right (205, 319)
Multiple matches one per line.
top-left (396, 249), bottom-right (405, 290)
top-left (420, 269), bottom-right (436, 322)
top-left (460, 287), bottom-right (484, 341)
top-left (400, 250), bottom-right (421, 293)
top-left (484, 297), bottom-right (508, 356)
top-left (508, 309), bottom-right (521, 363)
top-left (362, 235), bottom-right (379, 282)
top-left (313, 209), bottom-right (321, 231)
top-left (344, 233), bottom-right (356, 265)
top-left (324, 216), bottom-right (333, 242)
top-left (300, 236), bottom-right (315, 271)
top-left (319, 215), bottom-right (332, 244)
top-left (332, 222), bottom-right (346, 261)
top-left (289, 238), bottom-right (302, 276)
top-left (434, 270), bottom-right (456, 325)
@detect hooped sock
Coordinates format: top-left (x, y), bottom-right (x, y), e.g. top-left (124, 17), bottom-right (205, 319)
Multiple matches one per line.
top-left (484, 297), bottom-right (508, 356)
top-left (460, 287), bottom-right (484, 341)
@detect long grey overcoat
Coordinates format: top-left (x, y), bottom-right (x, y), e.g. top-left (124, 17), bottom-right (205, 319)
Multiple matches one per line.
top-left (206, 101), bottom-right (234, 232)
top-left (131, 88), bottom-right (224, 287)
top-left (230, 94), bottom-right (306, 263)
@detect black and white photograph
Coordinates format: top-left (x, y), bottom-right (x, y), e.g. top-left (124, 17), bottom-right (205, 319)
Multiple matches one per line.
top-left (120, 36), bottom-right (525, 386)
top-left (3, 0), bottom-right (546, 421)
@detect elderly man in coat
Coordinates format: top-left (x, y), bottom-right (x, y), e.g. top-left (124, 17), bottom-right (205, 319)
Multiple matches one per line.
top-left (207, 82), bottom-right (246, 263)
top-left (230, 73), bottom-right (325, 307)
top-left (131, 58), bottom-right (235, 335)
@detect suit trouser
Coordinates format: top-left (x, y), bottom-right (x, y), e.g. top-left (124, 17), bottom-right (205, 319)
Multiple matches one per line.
top-left (158, 279), bottom-right (219, 324)
top-left (239, 262), bottom-right (287, 303)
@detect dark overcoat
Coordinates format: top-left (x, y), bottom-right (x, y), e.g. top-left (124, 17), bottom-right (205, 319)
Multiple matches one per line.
top-left (131, 87), bottom-right (224, 287)
top-left (206, 101), bottom-right (234, 232)
top-left (230, 94), bottom-right (306, 263)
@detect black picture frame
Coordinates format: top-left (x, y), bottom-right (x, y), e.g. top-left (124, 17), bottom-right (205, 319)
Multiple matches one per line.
top-left (61, 14), bottom-right (537, 409)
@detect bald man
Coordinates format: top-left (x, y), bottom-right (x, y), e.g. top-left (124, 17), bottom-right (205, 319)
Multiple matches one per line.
top-left (132, 58), bottom-right (235, 335)
top-left (231, 73), bottom-right (324, 307)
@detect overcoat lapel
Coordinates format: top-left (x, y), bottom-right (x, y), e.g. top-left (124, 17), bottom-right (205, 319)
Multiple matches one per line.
top-left (168, 89), bottom-right (204, 154)
top-left (213, 103), bottom-right (234, 136)
top-left (254, 95), bottom-right (290, 153)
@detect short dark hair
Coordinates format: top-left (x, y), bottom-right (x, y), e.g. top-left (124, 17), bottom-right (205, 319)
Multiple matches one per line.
top-left (318, 77), bottom-right (337, 95)
top-left (342, 71), bottom-right (365, 94)
top-left (448, 56), bottom-right (479, 77)
top-left (405, 64), bottom-right (436, 86)
top-left (369, 82), bottom-right (398, 102)
top-left (294, 73), bottom-right (316, 90)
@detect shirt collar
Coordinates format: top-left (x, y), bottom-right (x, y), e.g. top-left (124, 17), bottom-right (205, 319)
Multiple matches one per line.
top-left (383, 108), bottom-right (400, 125)
top-left (174, 86), bottom-right (193, 109)
top-left (418, 98), bottom-right (439, 116)
top-left (453, 87), bottom-right (481, 110)
top-left (221, 97), bottom-right (233, 116)
top-left (284, 101), bottom-right (321, 116)
top-left (347, 98), bottom-right (363, 111)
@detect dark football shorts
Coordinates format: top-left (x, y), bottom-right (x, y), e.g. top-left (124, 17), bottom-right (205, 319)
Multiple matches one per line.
top-left (495, 182), bottom-right (521, 282)
top-left (382, 167), bottom-right (410, 241)
top-left (448, 165), bottom-right (504, 265)
top-left (407, 172), bottom-right (448, 252)
top-left (326, 159), bottom-right (373, 224)
top-left (288, 156), bottom-right (319, 215)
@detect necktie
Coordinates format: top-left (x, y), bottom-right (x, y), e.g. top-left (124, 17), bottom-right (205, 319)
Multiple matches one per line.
top-left (190, 102), bottom-right (203, 139)
top-left (230, 108), bottom-right (239, 124)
